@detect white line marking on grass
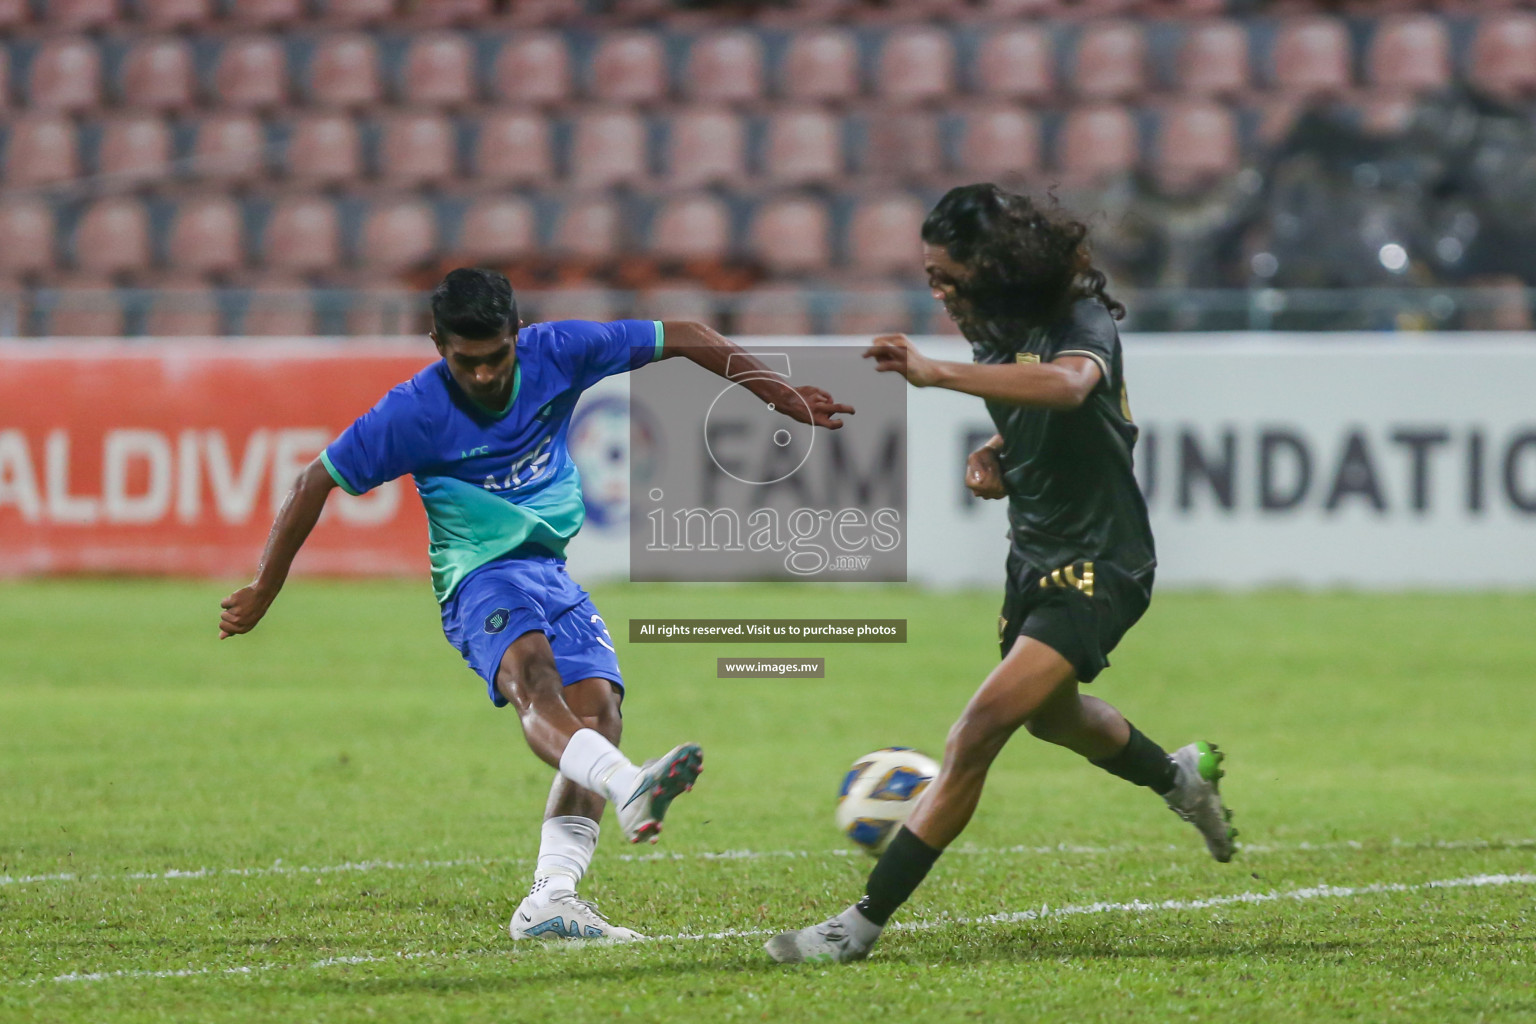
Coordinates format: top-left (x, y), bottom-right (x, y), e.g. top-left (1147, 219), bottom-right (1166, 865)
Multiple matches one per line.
top-left (0, 857), bottom-right (495, 888)
top-left (25, 871), bottom-right (1536, 985)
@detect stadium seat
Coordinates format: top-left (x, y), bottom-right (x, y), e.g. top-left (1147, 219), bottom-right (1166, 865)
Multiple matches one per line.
top-left (27, 38), bottom-right (102, 113)
top-left (4, 116), bottom-right (79, 188)
top-left (190, 115), bottom-right (266, 184)
top-left (830, 283), bottom-right (912, 335)
top-left (357, 201), bottom-right (438, 272)
top-left (589, 32), bottom-right (669, 104)
top-left (650, 194), bottom-right (733, 263)
top-left (859, 111), bottom-right (941, 180)
top-left (0, 201), bottom-right (56, 278)
top-left (284, 113), bottom-right (362, 186)
top-left (308, 34), bottom-right (384, 108)
top-left (214, 36), bottom-right (289, 111)
top-left (98, 116), bottom-right (172, 183)
top-left (137, 0), bottom-right (214, 28)
top-left (1178, 21), bottom-right (1251, 97)
top-left (166, 197), bottom-right (245, 276)
top-left (1469, 14), bottom-right (1536, 100)
top-left (1072, 22), bottom-right (1148, 101)
top-left (749, 197), bottom-right (831, 276)
top-left (569, 110), bottom-right (649, 189)
top-left (264, 197), bottom-right (341, 273)
top-left (552, 197), bottom-right (622, 261)
top-left (317, 0), bottom-right (397, 24)
top-left (402, 33), bottom-right (477, 107)
top-left (734, 285), bottom-right (814, 335)
top-left (144, 284), bottom-right (224, 337)
top-left (875, 27), bottom-right (956, 107)
top-left (847, 195), bottom-right (925, 277)
top-left (404, 0), bottom-right (492, 26)
top-left (955, 106), bottom-right (1041, 182)
top-left (0, 47), bottom-right (9, 113)
top-left (1356, 94), bottom-right (1415, 136)
top-left (536, 287), bottom-right (616, 324)
top-left (664, 108), bottom-right (747, 188)
top-left (1154, 100), bottom-right (1239, 192)
top-left (119, 38), bottom-right (196, 112)
top-left (684, 31), bottom-right (766, 105)
top-left (636, 283), bottom-right (716, 325)
top-left (457, 197), bottom-right (538, 263)
top-left (346, 285), bottom-right (426, 336)
top-left (377, 113), bottom-right (458, 188)
top-left (493, 32), bottom-right (572, 107)
top-left (1273, 17), bottom-right (1353, 96)
top-left (1058, 104), bottom-right (1139, 183)
top-left (781, 29), bottom-right (861, 103)
top-left (1368, 16), bottom-right (1452, 94)
top-left (0, 0), bottom-right (26, 31)
top-left (45, 0), bottom-right (117, 29)
top-left (504, 0), bottom-right (582, 26)
top-left (473, 113), bottom-right (554, 186)
top-left (73, 198), bottom-right (151, 277)
top-left (763, 109), bottom-right (843, 187)
top-left (975, 26), bottom-right (1054, 101)
top-left (241, 282), bottom-right (316, 336)
top-left (224, 0), bottom-right (303, 26)
top-left (974, 0), bottom-right (1058, 13)
top-left (48, 280), bottom-right (123, 336)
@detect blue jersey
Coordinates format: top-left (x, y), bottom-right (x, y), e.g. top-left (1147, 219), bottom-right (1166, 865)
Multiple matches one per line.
top-left (320, 319), bottom-right (664, 603)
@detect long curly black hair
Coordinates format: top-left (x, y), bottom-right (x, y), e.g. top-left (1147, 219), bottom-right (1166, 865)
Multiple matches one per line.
top-left (921, 184), bottom-right (1124, 348)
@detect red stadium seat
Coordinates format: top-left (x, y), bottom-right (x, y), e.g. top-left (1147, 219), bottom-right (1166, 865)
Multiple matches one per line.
top-left (284, 114), bottom-right (362, 186)
top-left (955, 106), bottom-right (1041, 182)
top-left (4, 116), bottom-right (79, 188)
top-left (749, 197), bottom-right (831, 276)
top-left (358, 201), bottom-right (438, 272)
top-left (974, 0), bottom-right (1058, 15)
top-left (28, 38), bottom-right (102, 113)
top-left (1356, 94), bottom-right (1415, 136)
top-left (214, 37), bottom-right (289, 111)
top-left (536, 287), bottom-right (616, 324)
top-left (45, 0), bottom-right (117, 29)
top-left (650, 194), bottom-right (733, 263)
top-left (120, 38), bottom-right (197, 112)
top-left (860, 110), bottom-right (941, 181)
top-left (145, 283), bottom-right (224, 337)
top-left (474, 113), bottom-right (554, 186)
top-left (685, 31), bottom-right (766, 105)
top-left (167, 197), bottom-right (245, 276)
top-left (1154, 100), bottom-right (1239, 192)
top-left (763, 109), bottom-right (842, 187)
top-left (781, 29), bottom-right (860, 103)
top-left (458, 197), bottom-right (538, 263)
top-left (637, 284), bottom-right (716, 326)
top-left (1072, 22), bottom-right (1147, 101)
top-left (346, 285), bottom-right (426, 336)
top-left (847, 195), bottom-right (925, 278)
top-left (552, 197), bottom-right (622, 261)
top-left (242, 281), bottom-right (315, 336)
top-left (976, 26), bottom-right (1054, 101)
top-left (569, 110), bottom-right (649, 190)
top-left (1469, 14), bottom-right (1536, 100)
top-left (74, 199), bottom-right (151, 276)
top-left (875, 27), bottom-right (956, 107)
top-left (589, 32), bottom-right (669, 104)
top-left (403, 33), bottom-right (476, 107)
top-left (190, 115), bottom-right (267, 184)
top-left (224, 0), bottom-right (303, 26)
top-left (0, 0), bottom-right (27, 30)
top-left (1368, 16), bottom-right (1452, 94)
top-left (317, 0), bottom-right (396, 24)
top-left (378, 112), bottom-right (457, 187)
top-left (137, 0), bottom-right (214, 28)
top-left (1058, 104), bottom-right (1139, 183)
top-left (0, 47), bottom-right (9, 113)
top-left (265, 198), bottom-right (341, 273)
top-left (665, 108), bottom-right (746, 189)
top-left (830, 283), bottom-right (911, 336)
top-left (98, 116), bottom-right (172, 183)
top-left (493, 33), bottom-right (572, 107)
top-left (1273, 18), bottom-right (1352, 97)
top-left (504, 0), bottom-right (582, 26)
top-left (405, 0), bottom-right (492, 26)
top-left (309, 34), bottom-right (383, 109)
top-left (735, 286), bottom-right (813, 336)
top-left (49, 280), bottom-right (124, 337)
top-left (0, 201), bottom-right (56, 278)
top-left (1178, 21), bottom-right (1251, 97)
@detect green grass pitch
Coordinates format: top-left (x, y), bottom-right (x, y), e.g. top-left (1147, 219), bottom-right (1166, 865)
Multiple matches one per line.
top-left (2, 579), bottom-right (1533, 1023)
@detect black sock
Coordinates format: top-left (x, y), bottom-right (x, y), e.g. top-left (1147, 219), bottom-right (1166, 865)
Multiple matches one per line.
top-left (855, 826), bottom-right (943, 927)
top-left (1091, 723), bottom-right (1177, 795)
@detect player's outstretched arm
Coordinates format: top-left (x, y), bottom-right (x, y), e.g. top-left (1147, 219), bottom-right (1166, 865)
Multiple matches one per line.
top-left (657, 320), bottom-right (854, 429)
top-left (863, 334), bottom-right (1100, 411)
top-left (219, 459), bottom-right (338, 639)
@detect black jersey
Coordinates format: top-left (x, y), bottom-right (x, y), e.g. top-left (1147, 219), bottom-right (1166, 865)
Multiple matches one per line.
top-left (975, 297), bottom-right (1156, 575)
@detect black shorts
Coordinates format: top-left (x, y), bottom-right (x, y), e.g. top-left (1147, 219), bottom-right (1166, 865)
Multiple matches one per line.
top-left (997, 551), bottom-right (1154, 683)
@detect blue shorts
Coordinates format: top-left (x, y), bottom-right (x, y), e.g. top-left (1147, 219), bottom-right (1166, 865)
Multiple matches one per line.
top-left (440, 550), bottom-right (623, 708)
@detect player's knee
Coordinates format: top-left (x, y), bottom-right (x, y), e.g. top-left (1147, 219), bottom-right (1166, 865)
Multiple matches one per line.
top-left (494, 644), bottom-right (563, 710)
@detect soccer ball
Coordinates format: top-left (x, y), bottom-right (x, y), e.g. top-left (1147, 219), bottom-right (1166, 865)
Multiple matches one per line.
top-left (835, 747), bottom-right (940, 856)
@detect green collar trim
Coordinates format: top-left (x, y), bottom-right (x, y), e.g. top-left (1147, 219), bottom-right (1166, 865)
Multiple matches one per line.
top-left (468, 362), bottom-right (521, 419)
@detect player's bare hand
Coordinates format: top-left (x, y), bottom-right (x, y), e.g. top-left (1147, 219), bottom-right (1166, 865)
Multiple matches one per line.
top-left (863, 334), bottom-right (941, 387)
top-left (219, 583), bottom-right (275, 639)
top-left (966, 445), bottom-right (1007, 500)
top-left (776, 384), bottom-right (855, 430)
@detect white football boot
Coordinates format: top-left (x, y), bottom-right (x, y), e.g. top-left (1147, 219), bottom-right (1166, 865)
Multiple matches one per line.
top-left (764, 907), bottom-right (882, 964)
top-left (509, 882), bottom-right (644, 942)
top-left (616, 743), bottom-right (703, 844)
top-left (1165, 741), bottom-right (1238, 863)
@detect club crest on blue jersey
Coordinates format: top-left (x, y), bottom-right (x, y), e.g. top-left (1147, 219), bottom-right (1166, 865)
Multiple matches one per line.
top-left (484, 608), bottom-right (511, 634)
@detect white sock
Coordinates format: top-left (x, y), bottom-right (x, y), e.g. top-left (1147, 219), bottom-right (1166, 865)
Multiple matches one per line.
top-left (530, 816), bottom-right (599, 901)
top-left (839, 905), bottom-right (884, 948)
top-left (558, 728), bottom-right (642, 806)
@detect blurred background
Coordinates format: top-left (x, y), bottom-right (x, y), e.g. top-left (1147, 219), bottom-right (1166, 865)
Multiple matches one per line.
top-left (2, 0), bottom-right (1535, 337)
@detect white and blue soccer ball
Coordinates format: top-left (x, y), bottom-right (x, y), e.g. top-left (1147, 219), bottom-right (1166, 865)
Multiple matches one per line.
top-left (835, 747), bottom-right (940, 856)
